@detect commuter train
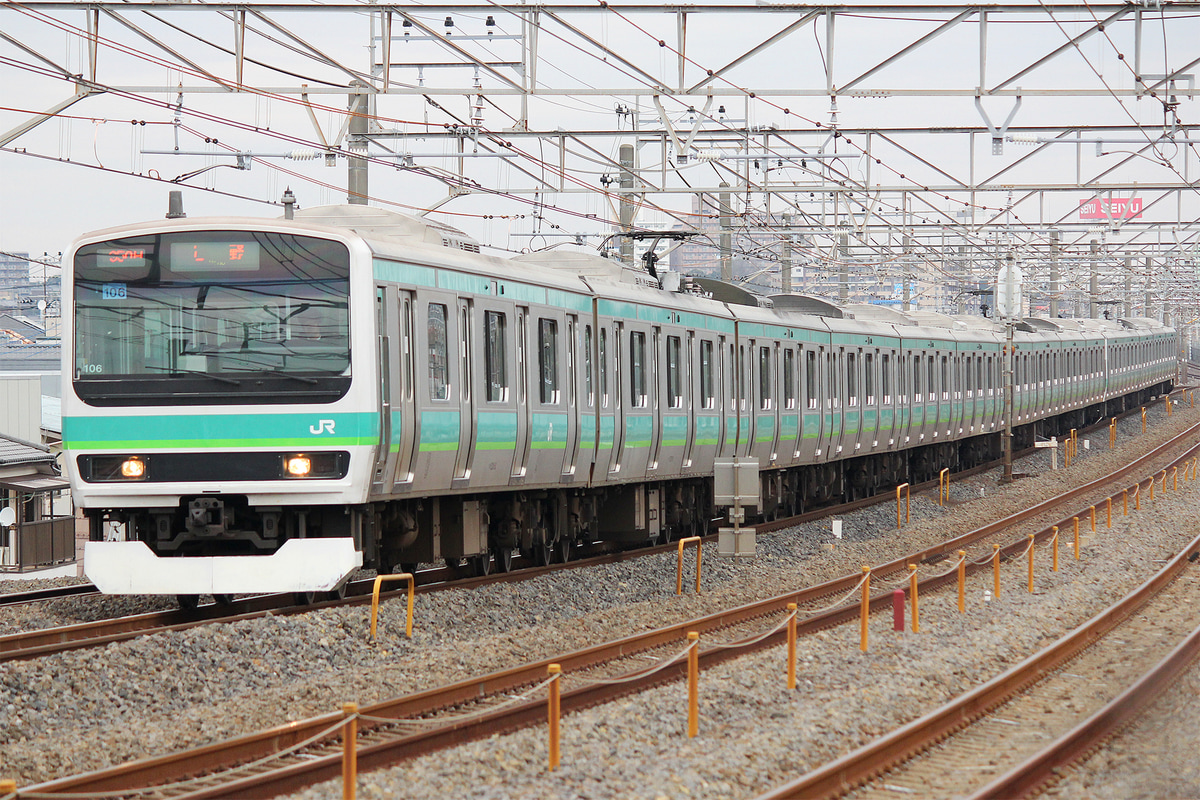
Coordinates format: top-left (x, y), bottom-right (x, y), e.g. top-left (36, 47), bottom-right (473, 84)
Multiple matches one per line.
top-left (61, 205), bottom-right (1177, 602)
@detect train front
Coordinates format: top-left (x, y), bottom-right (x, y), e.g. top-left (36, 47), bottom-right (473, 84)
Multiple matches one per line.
top-left (62, 219), bottom-right (377, 598)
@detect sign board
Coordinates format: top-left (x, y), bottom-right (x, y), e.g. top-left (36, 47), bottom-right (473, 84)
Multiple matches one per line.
top-left (714, 457), bottom-right (760, 509)
top-left (1079, 197), bottom-right (1142, 220)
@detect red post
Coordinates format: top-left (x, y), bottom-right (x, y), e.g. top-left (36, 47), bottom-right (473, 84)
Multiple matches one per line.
top-left (892, 589), bottom-right (905, 631)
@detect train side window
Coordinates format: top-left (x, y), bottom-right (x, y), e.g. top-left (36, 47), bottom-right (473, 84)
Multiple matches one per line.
top-left (847, 351), bottom-right (858, 407)
top-left (403, 299), bottom-right (414, 401)
top-left (738, 345), bottom-right (747, 412)
top-left (806, 349), bottom-right (817, 409)
top-left (599, 328), bottom-right (609, 408)
top-left (759, 346), bottom-right (772, 410)
top-left (485, 310), bottom-right (507, 402)
top-left (428, 303), bottom-right (449, 401)
top-left (583, 325), bottom-right (594, 407)
top-left (630, 330), bottom-right (647, 408)
top-left (881, 353), bottom-right (891, 403)
top-left (460, 307), bottom-right (471, 403)
top-left (829, 351), bottom-right (839, 408)
top-left (538, 318), bottom-right (559, 404)
top-left (912, 355), bottom-right (921, 402)
top-left (667, 335), bottom-right (683, 409)
top-left (700, 339), bottom-right (715, 409)
top-left (927, 355), bottom-right (936, 402)
top-left (865, 352), bottom-right (875, 405)
top-left (783, 348), bottom-right (796, 409)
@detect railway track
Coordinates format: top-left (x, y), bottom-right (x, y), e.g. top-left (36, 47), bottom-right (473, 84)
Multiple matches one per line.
top-left (18, 418), bottom-right (1200, 799)
top-left (0, 582), bottom-right (97, 607)
top-left (758, 529), bottom-right (1200, 799)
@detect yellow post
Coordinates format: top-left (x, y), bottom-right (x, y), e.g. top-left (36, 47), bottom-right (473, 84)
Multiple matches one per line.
top-left (1134, 483), bottom-right (1141, 510)
top-left (1027, 534), bottom-right (1036, 593)
top-left (548, 664), bottom-right (561, 770)
top-left (896, 483), bottom-right (910, 529)
top-left (993, 544), bottom-right (1001, 599)
top-left (1172, 466), bottom-right (1178, 491)
top-left (1073, 517), bottom-right (1080, 560)
top-left (1109, 417), bottom-right (1116, 448)
top-left (1090, 505), bottom-right (1096, 533)
top-left (370, 573), bottom-right (415, 640)
top-left (686, 632), bottom-right (700, 738)
top-left (676, 537), bottom-right (702, 595)
top-left (1141, 407), bottom-right (1146, 432)
top-left (860, 566), bottom-right (871, 652)
top-left (342, 702), bottom-right (358, 800)
top-left (908, 564), bottom-right (919, 633)
top-left (957, 550), bottom-right (966, 613)
top-left (1106, 498), bottom-right (1112, 528)
top-left (786, 603), bottom-right (797, 690)
top-left (938, 468), bottom-right (949, 506)
top-left (0, 780), bottom-right (16, 797)
top-left (1123, 488), bottom-right (1128, 516)
top-left (1166, 395), bottom-right (1172, 416)
top-left (1051, 526), bottom-right (1059, 572)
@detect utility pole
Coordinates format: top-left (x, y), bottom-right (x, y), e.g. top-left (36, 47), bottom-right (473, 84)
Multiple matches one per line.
top-left (347, 81), bottom-right (369, 205)
top-left (719, 182), bottom-right (732, 282)
top-left (1049, 230), bottom-right (1060, 318)
top-left (1089, 239), bottom-right (1099, 319)
top-left (781, 214), bottom-right (792, 294)
top-left (619, 144), bottom-right (636, 264)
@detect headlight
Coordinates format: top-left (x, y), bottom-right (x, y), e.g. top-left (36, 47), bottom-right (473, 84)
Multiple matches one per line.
top-left (121, 458), bottom-right (146, 478)
top-left (285, 456), bottom-right (312, 477)
top-left (84, 455), bottom-right (149, 481)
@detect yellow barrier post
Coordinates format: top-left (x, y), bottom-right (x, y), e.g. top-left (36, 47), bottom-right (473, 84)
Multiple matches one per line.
top-left (938, 468), bottom-right (949, 506)
top-left (0, 780), bottom-right (16, 797)
top-left (1073, 517), bottom-right (1080, 560)
top-left (1106, 498), bottom-right (1112, 528)
top-left (1172, 466), bottom-right (1178, 491)
top-left (1141, 407), bottom-right (1146, 433)
top-left (896, 483), bottom-right (910, 529)
top-left (957, 550), bottom-right (966, 613)
top-left (676, 537), bottom-right (702, 595)
top-left (860, 566), bottom-right (871, 652)
top-left (548, 664), bottom-right (561, 770)
top-left (1109, 417), bottom-right (1116, 448)
top-left (370, 573), bottom-right (415, 640)
top-left (687, 632), bottom-right (700, 738)
top-left (342, 702), bottom-right (358, 800)
top-left (786, 603), bottom-right (797, 690)
top-left (1090, 505), bottom-right (1096, 533)
top-left (993, 544), bottom-right (1001, 599)
top-left (1166, 396), bottom-right (1172, 416)
top-left (1051, 526), bottom-right (1059, 572)
top-left (908, 564), bottom-right (919, 633)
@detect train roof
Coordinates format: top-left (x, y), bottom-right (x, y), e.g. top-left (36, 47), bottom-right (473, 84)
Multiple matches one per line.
top-left (511, 248), bottom-right (658, 288)
top-left (292, 205), bottom-right (482, 253)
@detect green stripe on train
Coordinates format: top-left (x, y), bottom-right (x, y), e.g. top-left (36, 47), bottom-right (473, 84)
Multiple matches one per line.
top-left (63, 412), bottom-right (379, 449)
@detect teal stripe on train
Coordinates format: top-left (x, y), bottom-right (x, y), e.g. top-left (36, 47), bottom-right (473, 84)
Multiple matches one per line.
top-left (63, 412), bottom-right (379, 449)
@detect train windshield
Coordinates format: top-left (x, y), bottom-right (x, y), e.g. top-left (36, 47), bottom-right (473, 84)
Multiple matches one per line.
top-left (72, 230), bottom-right (351, 406)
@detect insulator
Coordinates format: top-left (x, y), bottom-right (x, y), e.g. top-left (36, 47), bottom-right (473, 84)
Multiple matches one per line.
top-left (1008, 135), bottom-right (1039, 145)
top-left (288, 149), bottom-right (319, 161)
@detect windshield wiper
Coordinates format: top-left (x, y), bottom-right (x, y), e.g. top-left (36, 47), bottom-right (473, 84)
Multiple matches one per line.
top-left (144, 366), bottom-right (241, 386)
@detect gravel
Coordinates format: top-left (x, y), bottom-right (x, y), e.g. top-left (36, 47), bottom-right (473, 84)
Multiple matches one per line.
top-left (2, 400), bottom-right (1199, 799)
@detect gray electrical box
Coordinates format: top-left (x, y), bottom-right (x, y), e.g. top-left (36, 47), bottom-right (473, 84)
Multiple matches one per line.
top-left (714, 457), bottom-right (760, 509)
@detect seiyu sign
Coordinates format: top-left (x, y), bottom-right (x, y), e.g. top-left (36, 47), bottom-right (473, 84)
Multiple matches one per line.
top-left (1079, 197), bottom-right (1143, 220)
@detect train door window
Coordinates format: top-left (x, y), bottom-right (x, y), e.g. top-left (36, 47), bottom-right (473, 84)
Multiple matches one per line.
top-left (759, 346), bottom-right (772, 410)
top-left (865, 352), bottom-right (875, 405)
top-left (428, 303), bottom-right (449, 401)
top-left (977, 357), bottom-right (984, 398)
top-left (806, 349), bottom-right (818, 409)
top-left (912, 355), bottom-right (921, 402)
top-left (538, 318), bottom-right (559, 404)
top-left (599, 327), bottom-right (609, 408)
top-left (783, 348), bottom-right (796, 409)
top-left (583, 325), bottom-right (594, 408)
top-left (940, 355), bottom-right (949, 400)
top-left (630, 330), bottom-right (647, 408)
top-left (484, 311), bottom-right (507, 402)
top-left (700, 339), bottom-right (715, 409)
top-left (567, 319), bottom-right (576, 407)
top-left (738, 345), bottom-right (748, 411)
top-left (847, 352), bottom-right (858, 407)
top-left (667, 335), bottom-right (683, 409)
top-left (927, 355), bottom-right (936, 402)
top-left (829, 351), bottom-right (839, 408)
top-left (402, 298), bottom-right (414, 401)
top-left (881, 353), bottom-right (891, 403)
top-left (516, 311), bottom-right (527, 405)
top-left (460, 307), bottom-right (471, 403)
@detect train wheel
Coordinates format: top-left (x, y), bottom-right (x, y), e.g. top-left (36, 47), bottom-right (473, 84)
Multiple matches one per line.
top-left (325, 584), bottom-right (347, 602)
top-left (176, 594), bottom-right (199, 611)
top-left (557, 536), bottom-right (573, 564)
top-left (293, 591), bottom-right (317, 605)
top-left (534, 538), bottom-right (553, 567)
top-left (472, 553), bottom-right (493, 577)
top-left (213, 594), bottom-right (235, 606)
top-left (494, 546), bottom-right (515, 573)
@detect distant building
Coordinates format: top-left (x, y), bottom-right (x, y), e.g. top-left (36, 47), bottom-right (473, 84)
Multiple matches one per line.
top-left (0, 252), bottom-right (29, 289)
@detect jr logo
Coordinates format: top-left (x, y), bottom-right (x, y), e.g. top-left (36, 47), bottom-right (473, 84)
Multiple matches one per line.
top-left (309, 419), bottom-right (336, 435)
